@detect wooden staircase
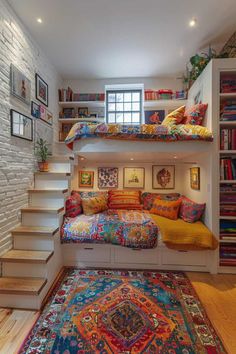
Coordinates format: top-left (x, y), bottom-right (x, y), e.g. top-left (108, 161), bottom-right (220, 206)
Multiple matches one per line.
top-left (0, 155), bottom-right (74, 309)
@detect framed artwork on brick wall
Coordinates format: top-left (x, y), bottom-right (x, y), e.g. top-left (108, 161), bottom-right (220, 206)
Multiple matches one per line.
top-left (10, 64), bottom-right (31, 105)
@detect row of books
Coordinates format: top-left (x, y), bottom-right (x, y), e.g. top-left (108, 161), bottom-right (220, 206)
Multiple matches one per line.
top-left (220, 204), bottom-right (236, 216)
top-left (220, 158), bottom-right (236, 180)
top-left (220, 183), bottom-right (236, 192)
top-left (144, 89), bottom-right (187, 101)
top-left (220, 75), bottom-right (236, 93)
top-left (58, 87), bottom-right (105, 102)
top-left (220, 100), bottom-right (236, 121)
top-left (220, 128), bottom-right (236, 150)
top-left (220, 220), bottom-right (236, 241)
top-left (220, 243), bottom-right (236, 266)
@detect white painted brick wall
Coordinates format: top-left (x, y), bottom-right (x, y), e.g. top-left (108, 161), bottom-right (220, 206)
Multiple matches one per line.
top-left (0, 0), bottom-right (62, 255)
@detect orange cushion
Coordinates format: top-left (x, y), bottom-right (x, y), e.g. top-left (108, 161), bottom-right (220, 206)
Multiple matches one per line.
top-left (150, 198), bottom-right (182, 220)
top-left (108, 190), bottom-right (142, 210)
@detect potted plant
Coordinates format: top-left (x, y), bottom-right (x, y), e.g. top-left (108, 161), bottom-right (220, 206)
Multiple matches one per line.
top-left (35, 137), bottom-right (50, 172)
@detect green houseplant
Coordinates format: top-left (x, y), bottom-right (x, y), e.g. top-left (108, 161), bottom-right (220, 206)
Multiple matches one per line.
top-left (35, 137), bottom-right (50, 172)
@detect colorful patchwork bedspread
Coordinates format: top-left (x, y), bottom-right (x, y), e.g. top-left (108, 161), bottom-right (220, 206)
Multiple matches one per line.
top-left (65, 122), bottom-right (213, 149)
top-left (61, 209), bottom-right (159, 249)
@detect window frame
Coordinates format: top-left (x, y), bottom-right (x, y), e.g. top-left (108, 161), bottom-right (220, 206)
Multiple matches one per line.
top-left (105, 88), bottom-right (143, 125)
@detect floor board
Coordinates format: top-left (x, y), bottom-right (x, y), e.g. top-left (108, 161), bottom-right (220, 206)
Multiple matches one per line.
top-left (0, 272), bottom-right (235, 354)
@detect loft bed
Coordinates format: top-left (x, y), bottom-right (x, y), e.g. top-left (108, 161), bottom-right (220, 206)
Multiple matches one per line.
top-left (65, 121), bottom-right (213, 151)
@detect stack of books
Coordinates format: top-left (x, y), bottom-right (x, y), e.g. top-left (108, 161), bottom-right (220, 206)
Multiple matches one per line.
top-left (220, 220), bottom-right (236, 240)
top-left (220, 193), bottom-right (236, 216)
top-left (220, 183), bottom-right (236, 192)
top-left (144, 90), bottom-right (159, 100)
top-left (220, 128), bottom-right (236, 149)
top-left (58, 87), bottom-right (105, 102)
top-left (220, 100), bottom-right (236, 121)
top-left (158, 89), bottom-right (173, 99)
top-left (220, 157), bottom-right (236, 180)
top-left (221, 75), bottom-right (236, 93)
top-left (220, 242), bottom-right (236, 266)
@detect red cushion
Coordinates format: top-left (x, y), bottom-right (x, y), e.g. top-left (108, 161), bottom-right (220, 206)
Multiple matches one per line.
top-left (65, 192), bottom-right (82, 218)
top-left (183, 104), bottom-right (208, 125)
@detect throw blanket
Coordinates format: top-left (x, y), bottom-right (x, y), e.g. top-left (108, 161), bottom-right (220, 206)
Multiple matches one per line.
top-left (150, 214), bottom-right (218, 250)
top-left (61, 209), bottom-right (159, 249)
top-left (65, 122), bottom-right (213, 149)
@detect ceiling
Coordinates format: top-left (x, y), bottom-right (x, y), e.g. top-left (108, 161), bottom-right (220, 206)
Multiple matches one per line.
top-left (8, 0), bottom-right (236, 79)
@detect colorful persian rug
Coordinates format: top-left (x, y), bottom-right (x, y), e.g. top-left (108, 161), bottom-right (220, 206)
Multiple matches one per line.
top-left (19, 269), bottom-right (225, 354)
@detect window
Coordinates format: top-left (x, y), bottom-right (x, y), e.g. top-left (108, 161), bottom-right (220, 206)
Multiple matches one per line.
top-left (106, 84), bottom-right (143, 125)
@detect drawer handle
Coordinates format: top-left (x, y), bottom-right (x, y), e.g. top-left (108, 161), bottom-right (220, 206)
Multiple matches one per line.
top-left (132, 249), bottom-right (141, 251)
top-left (84, 247), bottom-right (94, 250)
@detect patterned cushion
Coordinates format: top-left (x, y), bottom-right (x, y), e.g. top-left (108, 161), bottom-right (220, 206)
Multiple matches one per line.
top-left (141, 192), bottom-right (181, 210)
top-left (82, 195), bottom-right (108, 216)
top-left (73, 190), bottom-right (108, 201)
top-left (65, 192), bottom-right (82, 218)
top-left (179, 196), bottom-right (205, 223)
top-left (108, 190), bottom-right (142, 210)
top-left (183, 104), bottom-right (208, 125)
top-left (150, 198), bottom-right (182, 220)
top-left (161, 106), bottom-right (185, 126)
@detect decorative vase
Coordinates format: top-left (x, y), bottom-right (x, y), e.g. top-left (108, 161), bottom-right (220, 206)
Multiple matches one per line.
top-left (38, 161), bottom-right (49, 172)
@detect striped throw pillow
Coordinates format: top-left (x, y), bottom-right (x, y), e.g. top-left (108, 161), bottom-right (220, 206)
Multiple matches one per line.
top-left (108, 190), bottom-right (142, 210)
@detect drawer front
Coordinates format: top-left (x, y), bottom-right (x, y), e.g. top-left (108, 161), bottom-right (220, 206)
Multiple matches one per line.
top-left (71, 244), bottom-right (111, 263)
top-left (162, 249), bottom-right (207, 266)
top-left (114, 247), bottom-right (159, 265)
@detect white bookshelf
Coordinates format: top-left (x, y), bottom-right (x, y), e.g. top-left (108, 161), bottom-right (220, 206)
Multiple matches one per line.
top-left (59, 101), bottom-right (105, 108)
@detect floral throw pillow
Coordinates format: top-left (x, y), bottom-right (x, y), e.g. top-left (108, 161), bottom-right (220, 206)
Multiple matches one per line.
top-left (82, 195), bottom-right (108, 216)
top-left (179, 196), bottom-right (205, 223)
top-left (141, 192), bottom-right (180, 210)
top-left (150, 198), bottom-right (182, 220)
top-left (65, 192), bottom-right (82, 218)
top-left (183, 103), bottom-right (208, 125)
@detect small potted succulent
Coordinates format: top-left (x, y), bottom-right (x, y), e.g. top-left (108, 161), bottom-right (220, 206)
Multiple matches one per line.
top-left (35, 137), bottom-right (50, 172)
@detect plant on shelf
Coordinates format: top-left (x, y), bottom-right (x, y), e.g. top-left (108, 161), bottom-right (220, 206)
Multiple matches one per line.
top-left (35, 137), bottom-right (50, 172)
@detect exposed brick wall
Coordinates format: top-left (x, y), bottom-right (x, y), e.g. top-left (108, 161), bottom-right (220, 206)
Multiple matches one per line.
top-left (0, 0), bottom-right (62, 254)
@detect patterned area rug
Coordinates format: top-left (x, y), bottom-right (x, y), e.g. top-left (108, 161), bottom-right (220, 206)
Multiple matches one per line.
top-left (19, 269), bottom-right (225, 353)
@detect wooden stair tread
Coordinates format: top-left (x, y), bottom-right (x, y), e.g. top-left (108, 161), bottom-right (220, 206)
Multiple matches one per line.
top-left (0, 250), bottom-right (53, 263)
top-left (28, 188), bottom-right (68, 193)
top-left (0, 277), bottom-right (47, 295)
top-left (21, 206), bottom-right (64, 214)
top-left (34, 172), bottom-right (71, 176)
top-left (12, 226), bottom-right (59, 236)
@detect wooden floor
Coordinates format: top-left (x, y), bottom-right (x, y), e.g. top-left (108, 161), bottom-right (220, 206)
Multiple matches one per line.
top-left (0, 272), bottom-right (235, 354)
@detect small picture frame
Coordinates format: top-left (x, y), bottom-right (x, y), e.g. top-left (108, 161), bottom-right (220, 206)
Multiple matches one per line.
top-left (190, 167), bottom-right (200, 190)
top-left (78, 107), bottom-right (88, 117)
top-left (10, 64), bottom-right (31, 105)
top-left (35, 73), bottom-right (48, 106)
top-left (98, 167), bottom-right (118, 189)
top-left (145, 110), bottom-right (165, 124)
top-left (63, 107), bottom-right (75, 118)
top-left (152, 165), bottom-right (175, 189)
top-left (39, 105), bottom-right (46, 121)
top-left (123, 167), bottom-right (145, 189)
top-left (79, 170), bottom-right (94, 188)
top-left (10, 109), bottom-right (33, 141)
top-left (31, 101), bottom-right (40, 118)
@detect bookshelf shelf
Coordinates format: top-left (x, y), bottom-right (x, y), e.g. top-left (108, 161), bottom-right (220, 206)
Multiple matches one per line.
top-left (220, 121), bottom-right (236, 126)
top-left (220, 93), bottom-right (236, 98)
top-left (59, 101), bottom-right (105, 108)
top-left (219, 150), bottom-right (236, 154)
top-left (219, 216), bottom-right (236, 220)
top-left (144, 99), bottom-right (187, 108)
top-left (220, 239), bottom-right (236, 243)
top-left (58, 118), bottom-right (104, 123)
top-left (220, 180), bottom-right (236, 183)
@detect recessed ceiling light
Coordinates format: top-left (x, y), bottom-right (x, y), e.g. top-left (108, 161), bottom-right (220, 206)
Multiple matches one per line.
top-left (37, 18), bottom-right (43, 24)
top-left (80, 157), bottom-right (85, 161)
top-left (174, 156), bottom-right (177, 159)
top-left (189, 18), bottom-right (197, 27)
top-left (130, 158), bottom-right (134, 161)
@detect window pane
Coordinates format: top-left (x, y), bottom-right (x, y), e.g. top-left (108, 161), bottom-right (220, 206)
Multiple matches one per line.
top-left (116, 113), bottom-right (124, 123)
top-left (108, 113), bottom-right (115, 123)
top-left (124, 113), bottom-right (132, 123)
top-left (132, 112), bottom-right (140, 123)
top-left (116, 103), bottom-right (123, 112)
top-left (124, 92), bottom-right (131, 102)
top-left (116, 93), bottom-right (123, 102)
top-left (132, 92), bottom-right (140, 102)
top-left (124, 102), bottom-right (132, 111)
top-left (108, 93), bottom-right (116, 102)
top-left (132, 102), bottom-right (140, 111)
top-left (108, 103), bottom-right (115, 111)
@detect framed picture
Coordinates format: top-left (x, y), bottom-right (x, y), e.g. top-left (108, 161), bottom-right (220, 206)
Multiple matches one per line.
top-left (31, 101), bottom-right (40, 118)
top-left (10, 109), bottom-right (33, 141)
top-left (63, 107), bottom-right (75, 118)
top-left (98, 167), bottom-right (118, 189)
top-left (145, 110), bottom-right (165, 124)
top-left (35, 119), bottom-right (53, 154)
top-left (78, 107), bottom-right (88, 117)
top-left (123, 167), bottom-right (145, 189)
top-left (39, 105), bottom-right (46, 121)
top-left (79, 170), bottom-right (94, 188)
top-left (35, 73), bottom-right (48, 106)
top-left (152, 165), bottom-right (175, 189)
top-left (46, 110), bottom-right (53, 125)
top-left (190, 167), bottom-right (200, 190)
top-left (10, 64), bottom-right (31, 105)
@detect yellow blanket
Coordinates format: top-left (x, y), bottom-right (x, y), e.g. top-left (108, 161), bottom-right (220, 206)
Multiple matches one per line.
top-left (150, 214), bottom-right (218, 250)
